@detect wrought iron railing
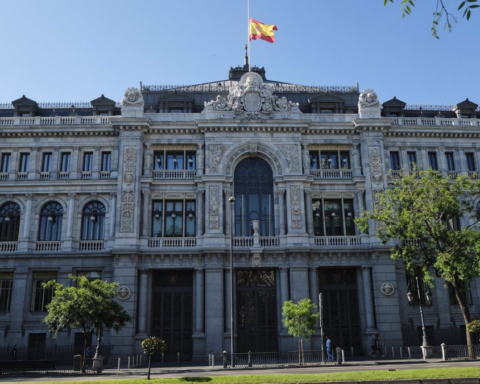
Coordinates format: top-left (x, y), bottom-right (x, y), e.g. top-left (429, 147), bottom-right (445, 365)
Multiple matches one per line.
top-left (230, 350), bottom-right (340, 368)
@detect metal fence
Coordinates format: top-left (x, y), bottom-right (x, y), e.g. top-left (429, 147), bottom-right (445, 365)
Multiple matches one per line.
top-left (445, 345), bottom-right (480, 360)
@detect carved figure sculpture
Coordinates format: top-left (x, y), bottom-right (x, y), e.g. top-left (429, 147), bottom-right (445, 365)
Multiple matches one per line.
top-left (358, 89), bottom-right (381, 119)
top-left (122, 87), bottom-right (144, 108)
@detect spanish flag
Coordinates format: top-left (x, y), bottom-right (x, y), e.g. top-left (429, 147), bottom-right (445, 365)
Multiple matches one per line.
top-left (249, 18), bottom-right (277, 43)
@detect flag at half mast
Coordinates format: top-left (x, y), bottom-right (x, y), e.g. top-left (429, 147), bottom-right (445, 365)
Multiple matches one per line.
top-left (249, 17), bottom-right (277, 43)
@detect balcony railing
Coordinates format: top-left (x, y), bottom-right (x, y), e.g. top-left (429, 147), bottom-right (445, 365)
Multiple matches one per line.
top-left (314, 236), bottom-right (362, 246)
top-left (58, 171), bottom-right (70, 180)
top-left (392, 117), bottom-right (480, 127)
top-left (311, 169), bottom-right (352, 178)
top-left (0, 116), bottom-right (110, 126)
top-left (40, 172), bottom-right (51, 180)
top-left (100, 171), bottom-right (111, 179)
top-left (0, 173), bottom-right (8, 181)
top-left (0, 241), bottom-right (17, 252)
top-left (79, 240), bottom-right (104, 251)
top-left (81, 171), bottom-right (92, 179)
top-left (148, 237), bottom-right (197, 248)
top-left (152, 170), bottom-right (196, 179)
top-left (232, 236), bottom-right (281, 247)
top-left (36, 241), bottom-right (61, 252)
top-left (16, 172), bottom-right (27, 180)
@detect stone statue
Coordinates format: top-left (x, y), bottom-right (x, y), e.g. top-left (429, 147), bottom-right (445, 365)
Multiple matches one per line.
top-left (122, 87), bottom-right (144, 108)
top-left (302, 146), bottom-right (310, 174)
top-left (358, 89), bottom-right (381, 119)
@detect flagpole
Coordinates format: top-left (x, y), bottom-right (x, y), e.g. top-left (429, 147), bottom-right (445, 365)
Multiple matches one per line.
top-left (247, 0), bottom-right (251, 71)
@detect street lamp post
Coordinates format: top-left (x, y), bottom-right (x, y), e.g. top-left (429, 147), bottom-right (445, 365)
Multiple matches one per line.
top-left (407, 276), bottom-right (432, 349)
top-left (228, 196), bottom-right (235, 368)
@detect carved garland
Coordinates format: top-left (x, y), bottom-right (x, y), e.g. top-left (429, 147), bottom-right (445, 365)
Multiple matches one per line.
top-left (209, 186), bottom-right (220, 229)
top-left (278, 145), bottom-right (300, 172)
top-left (369, 147), bottom-right (383, 185)
top-left (209, 145), bottom-right (226, 173)
top-left (120, 147), bottom-right (136, 233)
top-left (290, 185), bottom-right (303, 229)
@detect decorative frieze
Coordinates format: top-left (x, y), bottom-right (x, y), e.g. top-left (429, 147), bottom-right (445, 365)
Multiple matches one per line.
top-left (209, 145), bottom-right (226, 173)
top-left (312, 191), bottom-right (355, 199)
top-left (151, 192), bottom-right (196, 199)
top-left (226, 143), bottom-right (282, 176)
top-left (279, 145), bottom-right (299, 172)
top-left (120, 147), bottom-right (136, 233)
top-left (369, 147), bottom-right (383, 185)
top-left (209, 186), bottom-right (220, 229)
top-left (290, 185), bottom-right (302, 229)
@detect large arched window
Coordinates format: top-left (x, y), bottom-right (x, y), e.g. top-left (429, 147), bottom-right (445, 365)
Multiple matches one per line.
top-left (234, 157), bottom-right (274, 236)
top-left (0, 202), bottom-right (20, 241)
top-left (38, 202), bottom-right (63, 241)
top-left (81, 201), bottom-right (105, 240)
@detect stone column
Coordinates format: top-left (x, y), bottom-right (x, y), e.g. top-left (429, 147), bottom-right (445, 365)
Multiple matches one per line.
top-left (362, 266), bottom-right (377, 333)
top-left (279, 267), bottom-right (289, 331)
top-left (109, 193), bottom-right (117, 238)
top-left (278, 188), bottom-right (285, 236)
top-left (195, 269), bottom-right (205, 333)
top-left (66, 193), bottom-right (75, 238)
top-left (309, 267), bottom-right (321, 349)
top-left (8, 270), bottom-right (28, 342)
top-left (71, 147), bottom-right (80, 179)
top-left (225, 268), bottom-right (232, 332)
top-left (196, 189), bottom-right (204, 237)
top-left (305, 189), bottom-right (314, 236)
top-left (137, 270), bottom-right (148, 335)
top-left (141, 189), bottom-right (150, 237)
top-left (204, 268), bottom-right (224, 354)
top-left (351, 144), bottom-right (362, 176)
top-left (355, 189), bottom-right (365, 235)
top-left (28, 147), bottom-right (38, 180)
top-left (22, 194), bottom-right (33, 239)
top-left (92, 146), bottom-right (100, 179)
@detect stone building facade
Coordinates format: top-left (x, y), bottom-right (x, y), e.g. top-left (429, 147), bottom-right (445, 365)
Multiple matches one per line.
top-left (0, 63), bottom-right (479, 360)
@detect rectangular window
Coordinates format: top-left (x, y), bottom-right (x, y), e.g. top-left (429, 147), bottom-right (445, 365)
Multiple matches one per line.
top-left (31, 272), bottom-right (56, 312)
top-left (312, 200), bottom-right (323, 236)
top-left (154, 152), bottom-right (164, 170)
top-left (309, 152), bottom-right (319, 170)
top-left (83, 152), bottom-right (93, 172)
top-left (428, 152), bottom-right (438, 170)
top-left (19, 153), bottom-right (30, 172)
top-left (466, 153), bottom-right (476, 172)
top-left (77, 271), bottom-right (102, 281)
top-left (324, 200), bottom-right (343, 236)
top-left (42, 153), bottom-right (52, 173)
top-left (101, 152), bottom-right (111, 172)
top-left (152, 200), bottom-right (196, 237)
top-left (321, 152), bottom-right (338, 169)
top-left (407, 152), bottom-right (417, 170)
top-left (185, 151), bottom-right (196, 170)
top-left (167, 152), bottom-right (184, 170)
top-left (60, 152), bottom-right (71, 172)
top-left (448, 282), bottom-right (473, 306)
top-left (1, 153), bottom-right (11, 173)
top-left (390, 152), bottom-right (400, 171)
top-left (0, 272), bottom-right (13, 312)
top-left (445, 152), bottom-right (455, 171)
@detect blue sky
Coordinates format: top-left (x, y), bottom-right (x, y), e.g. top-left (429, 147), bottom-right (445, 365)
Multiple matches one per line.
top-left (0, 0), bottom-right (478, 106)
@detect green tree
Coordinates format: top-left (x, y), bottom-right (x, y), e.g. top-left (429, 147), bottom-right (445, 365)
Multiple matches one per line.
top-left (467, 319), bottom-right (480, 342)
top-left (356, 169), bottom-right (480, 357)
top-left (43, 275), bottom-right (132, 373)
top-left (141, 336), bottom-right (167, 380)
top-left (385, 0), bottom-right (478, 38)
top-left (282, 298), bottom-right (318, 363)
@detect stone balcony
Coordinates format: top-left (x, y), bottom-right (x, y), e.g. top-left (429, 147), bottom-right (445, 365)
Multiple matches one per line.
top-left (0, 116), bottom-right (110, 126)
top-left (311, 169), bottom-right (353, 179)
top-left (152, 170), bottom-right (196, 179)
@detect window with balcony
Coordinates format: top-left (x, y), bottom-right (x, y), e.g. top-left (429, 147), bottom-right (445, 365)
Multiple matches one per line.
top-left (407, 152), bottom-right (417, 170)
top-left (308, 149), bottom-right (350, 170)
top-left (83, 152), bottom-right (93, 172)
top-left (0, 202), bottom-right (20, 241)
top-left (42, 153), bottom-right (52, 173)
top-left (390, 152), bottom-right (400, 171)
top-left (153, 149), bottom-right (196, 170)
top-left (19, 153), bottom-right (30, 172)
top-left (0, 272), bottom-right (13, 313)
top-left (31, 271), bottom-right (56, 312)
top-left (466, 153), bottom-right (476, 172)
top-left (101, 152), bottom-right (111, 172)
top-left (446, 152), bottom-right (455, 171)
top-left (38, 202), bottom-right (63, 241)
top-left (81, 201), bottom-right (105, 240)
top-left (312, 199), bottom-right (355, 236)
top-left (1, 153), bottom-right (11, 173)
top-left (60, 152), bottom-right (71, 172)
top-left (152, 200), bottom-right (196, 237)
top-left (428, 152), bottom-right (438, 170)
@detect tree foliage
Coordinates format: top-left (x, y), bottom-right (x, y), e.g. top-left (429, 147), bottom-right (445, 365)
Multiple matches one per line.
top-left (385, 0), bottom-right (478, 38)
top-left (43, 275), bottom-right (132, 372)
top-left (467, 319), bottom-right (480, 341)
top-left (141, 336), bottom-right (167, 380)
top-left (356, 169), bottom-right (480, 355)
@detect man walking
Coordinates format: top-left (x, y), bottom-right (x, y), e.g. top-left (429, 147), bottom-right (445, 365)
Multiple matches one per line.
top-left (325, 336), bottom-right (333, 361)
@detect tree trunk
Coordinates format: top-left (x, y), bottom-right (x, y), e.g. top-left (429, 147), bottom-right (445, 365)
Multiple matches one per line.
top-left (94, 327), bottom-right (103, 358)
top-left (453, 285), bottom-right (474, 359)
top-left (147, 355), bottom-right (152, 380)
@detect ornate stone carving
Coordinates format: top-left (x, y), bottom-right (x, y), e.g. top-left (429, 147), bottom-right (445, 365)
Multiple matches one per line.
top-left (209, 145), bottom-right (225, 173)
top-left (226, 143), bottom-right (282, 176)
top-left (302, 145), bottom-right (310, 174)
top-left (279, 145), bottom-right (299, 172)
top-left (120, 147), bottom-right (136, 233)
top-left (144, 147), bottom-right (152, 170)
top-left (381, 282), bottom-right (395, 296)
top-left (122, 87), bottom-right (144, 108)
top-left (249, 142), bottom-right (258, 156)
top-left (312, 192), bottom-right (354, 199)
top-left (117, 286), bottom-right (131, 300)
top-left (369, 147), bottom-right (383, 186)
top-left (290, 185), bottom-right (302, 229)
top-left (204, 72), bottom-right (300, 119)
top-left (358, 89), bottom-right (381, 119)
top-left (351, 144), bottom-right (360, 168)
top-left (209, 186), bottom-right (220, 229)
top-left (196, 144), bottom-right (204, 169)
top-left (252, 251), bottom-right (262, 268)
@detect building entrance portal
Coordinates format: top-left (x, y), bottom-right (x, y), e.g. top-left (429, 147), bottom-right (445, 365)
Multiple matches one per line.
top-left (151, 270), bottom-right (193, 361)
top-left (236, 269), bottom-right (278, 352)
top-left (318, 268), bottom-right (362, 354)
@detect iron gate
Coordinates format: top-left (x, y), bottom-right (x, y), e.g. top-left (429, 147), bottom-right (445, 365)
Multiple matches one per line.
top-left (151, 270), bottom-right (193, 361)
top-left (318, 268), bottom-right (362, 354)
top-left (236, 269), bottom-right (278, 353)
